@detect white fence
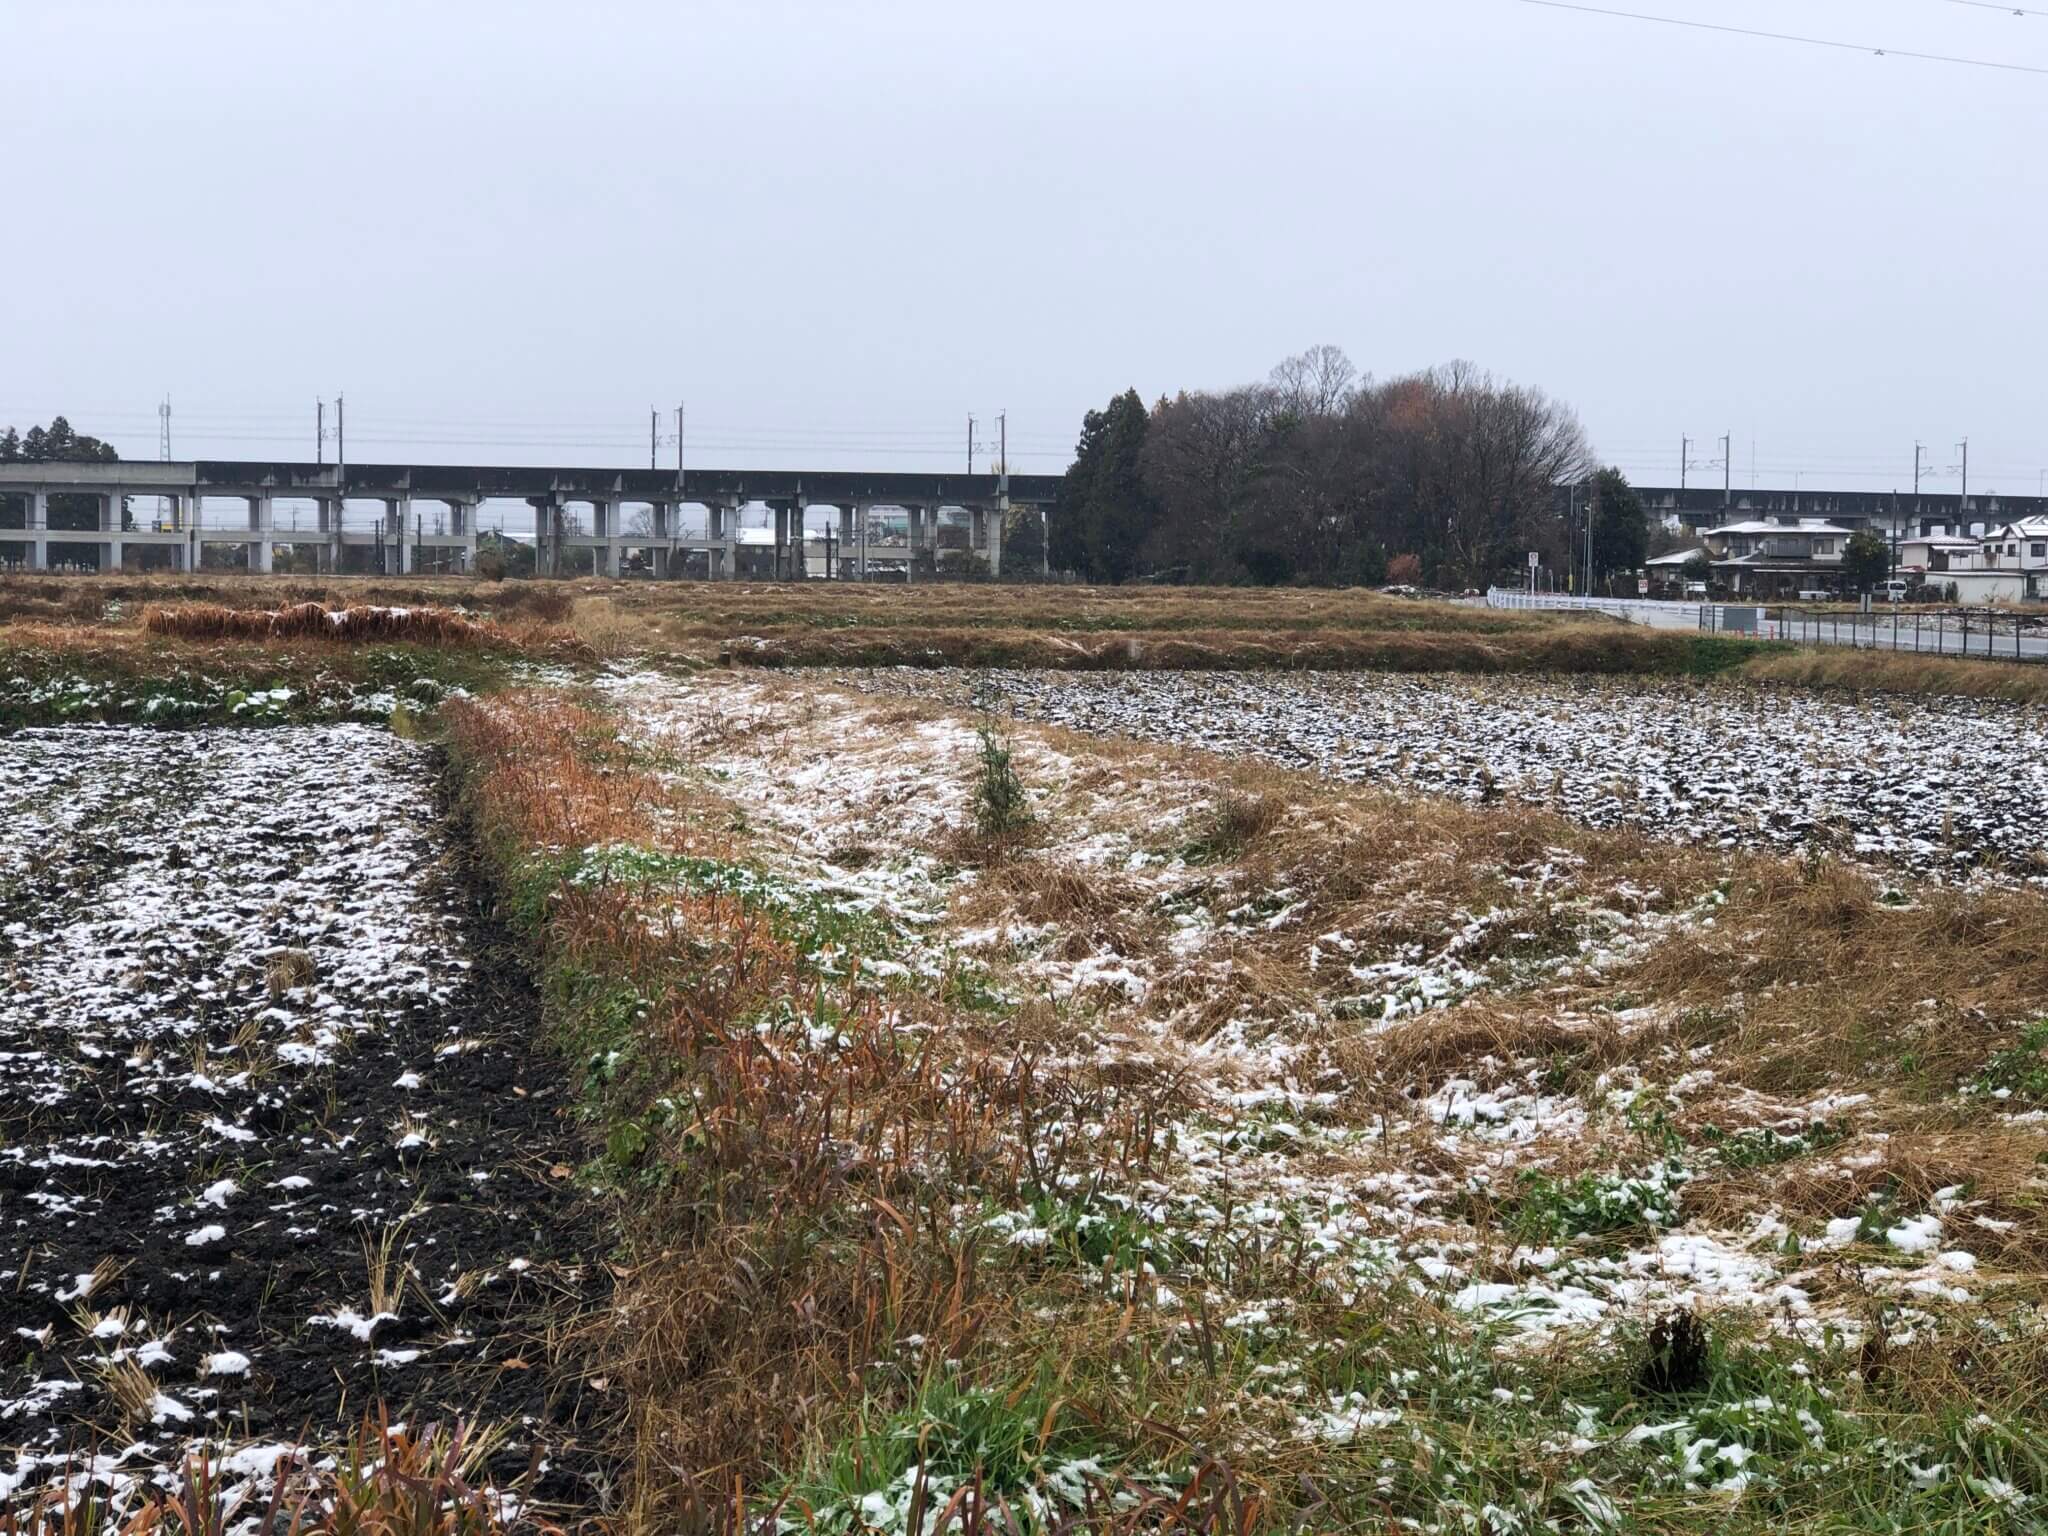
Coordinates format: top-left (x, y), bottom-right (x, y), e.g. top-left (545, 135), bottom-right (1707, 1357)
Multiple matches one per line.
top-left (1486, 590), bottom-right (1702, 622)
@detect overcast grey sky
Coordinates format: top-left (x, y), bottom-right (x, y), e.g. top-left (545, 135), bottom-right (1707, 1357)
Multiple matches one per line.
top-left (5, 0), bottom-right (2044, 494)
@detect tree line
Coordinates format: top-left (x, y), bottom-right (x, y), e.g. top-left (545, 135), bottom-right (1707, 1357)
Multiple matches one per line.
top-left (1047, 347), bottom-right (1647, 589)
top-left (0, 417), bottom-right (126, 535)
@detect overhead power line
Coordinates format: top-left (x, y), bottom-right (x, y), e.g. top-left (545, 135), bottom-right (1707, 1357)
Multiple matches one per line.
top-left (1521, 0), bottom-right (2048, 74)
top-left (1948, 0), bottom-right (2048, 15)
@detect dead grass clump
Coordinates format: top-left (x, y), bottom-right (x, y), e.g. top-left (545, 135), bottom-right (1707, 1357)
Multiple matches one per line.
top-left (1740, 648), bottom-right (2048, 706)
top-left (1341, 1007), bottom-right (1620, 1098)
top-left (0, 581), bottom-right (108, 628)
top-left (1620, 855), bottom-right (2048, 1094)
top-left (1180, 790), bottom-right (1283, 865)
top-left (94, 1355), bottom-right (159, 1428)
top-left (265, 947), bottom-right (317, 1000)
top-left (491, 582), bottom-right (575, 623)
top-left (142, 601), bottom-right (512, 648)
top-left (988, 861), bottom-right (1141, 924)
top-left (568, 595), bottom-right (658, 660)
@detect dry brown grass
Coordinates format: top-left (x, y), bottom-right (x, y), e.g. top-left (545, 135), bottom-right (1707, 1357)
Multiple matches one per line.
top-left (1624, 857), bottom-right (2048, 1093)
top-left (437, 671), bottom-right (2048, 1533)
top-left (1741, 647), bottom-right (2048, 706)
top-left (445, 693), bottom-right (1220, 1527)
top-left (1, 1417), bottom-right (533, 1536)
top-left (142, 600), bottom-right (513, 647)
top-left (264, 947), bottom-right (317, 1000)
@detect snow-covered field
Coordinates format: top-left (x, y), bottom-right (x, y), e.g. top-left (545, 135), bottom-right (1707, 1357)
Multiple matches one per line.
top-left (846, 670), bottom-right (2048, 881)
top-left (0, 726), bottom-right (596, 1512)
top-left (600, 674), bottom-right (2012, 1350)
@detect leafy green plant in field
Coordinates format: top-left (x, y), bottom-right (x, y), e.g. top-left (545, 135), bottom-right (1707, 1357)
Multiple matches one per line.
top-left (1972, 1022), bottom-right (2048, 1104)
top-left (569, 845), bottom-right (901, 962)
top-left (1511, 1159), bottom-right (1690, 1241)
top-left (780, 1370), bottom-right (1125, 1536)
top-left (987, 1193), bottom-right (1192, 1275)
top-left (1701, 1119), bottom-right (1849, 1170)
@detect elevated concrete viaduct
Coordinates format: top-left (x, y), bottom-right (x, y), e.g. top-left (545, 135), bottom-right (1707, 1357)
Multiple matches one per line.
top-left (0, 461), bottom-right (1061, 578)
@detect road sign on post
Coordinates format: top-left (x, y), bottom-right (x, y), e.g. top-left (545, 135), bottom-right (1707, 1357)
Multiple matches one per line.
top-left (1528, 549), bottom-right (1539, 595)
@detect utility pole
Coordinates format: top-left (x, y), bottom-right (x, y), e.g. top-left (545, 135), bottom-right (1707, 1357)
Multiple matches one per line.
top-left (650, 407), bottom-right (657, 470)
top-left (1567, 482), bottom-right (1578, 593)
top-left (1721, 433), bottom-right (1732, 509)
top-left (676, 403), bottom-right (685, 478)
top-left (158, 397), bottom-right (172, 461)
top-left (317, 400), bottom-right (325, 467)
top-left (336, 394), bottom-right (346, 477)
top-left (968, 414), bottom-right (977, 474)
top-left (1958, 438), bottom-right (1970, 512)
top-left (1583, 474), bottom-right (1597, 596)
top-left (1914, 441), bottom-right (1924, 526)
top-left (1681, 435), bottom-right (1690, 494)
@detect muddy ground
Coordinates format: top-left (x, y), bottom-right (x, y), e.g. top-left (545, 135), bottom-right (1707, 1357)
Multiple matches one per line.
top-left (0, 726), bottom-right (609, 1513)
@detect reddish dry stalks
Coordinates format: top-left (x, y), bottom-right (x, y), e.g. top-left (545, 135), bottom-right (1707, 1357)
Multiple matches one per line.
top-left (450, 694), bottom-right (1100, 1518)
top-left (143, 600), bottom-right (513, 647)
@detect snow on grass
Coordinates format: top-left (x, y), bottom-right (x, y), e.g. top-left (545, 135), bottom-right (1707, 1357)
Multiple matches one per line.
top-left (609, 675), bottom-right (2042, 1375)
top-left (848, 669), bottom-right (2048, 883)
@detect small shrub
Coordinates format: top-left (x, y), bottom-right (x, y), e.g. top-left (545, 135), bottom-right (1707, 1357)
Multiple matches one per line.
top-left (971, 722), bottom-right (1032, 840)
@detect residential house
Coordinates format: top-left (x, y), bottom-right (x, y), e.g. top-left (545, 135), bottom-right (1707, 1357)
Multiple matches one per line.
top-left (1699, 519), bottom-right (1853, 597)
top-left (1965, 516), bottom-right (2048, 603)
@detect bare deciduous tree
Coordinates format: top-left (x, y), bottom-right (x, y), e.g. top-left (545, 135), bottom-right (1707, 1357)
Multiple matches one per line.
top-left (1267, 344), bottom-right (1359, 419)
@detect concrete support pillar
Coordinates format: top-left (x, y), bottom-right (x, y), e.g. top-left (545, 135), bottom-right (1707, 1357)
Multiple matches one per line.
top-left (856, 501), bottom-right (869, 581)
top-left (105, 540), bottom-right (123, 573)
top-left (101, 493), bottom-right (120, 533)
top-left (249, 495), bottom-right (274, 573)
top-left (397, 499), bottom-right (417, 575)
top-left (837, 505), bottom-right (854, 579)
top-left (715, 498), bottom-right (739, 579)
top-left (320, 499), bottom-right (340, 574)
top-left (990, 501), bottom-right (1005, 578)
top-left (791, 498), bottom-right (809, 580)
top-left (30, 491), bottom-right (48, 535)
top-left (906, 505), bottom-right (923, 583)
top-left (454, 500), bottom-right (478, 574)
top-left (646, 503), bottom-right (668, 580)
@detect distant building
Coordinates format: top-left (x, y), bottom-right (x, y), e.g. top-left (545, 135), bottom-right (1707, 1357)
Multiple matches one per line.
top-left (1699, 519), bottom-right (1853, 597)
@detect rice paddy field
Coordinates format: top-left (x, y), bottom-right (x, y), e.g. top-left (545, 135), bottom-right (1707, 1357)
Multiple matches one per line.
top-left (3, 574), bottom-right (2047, 1536)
